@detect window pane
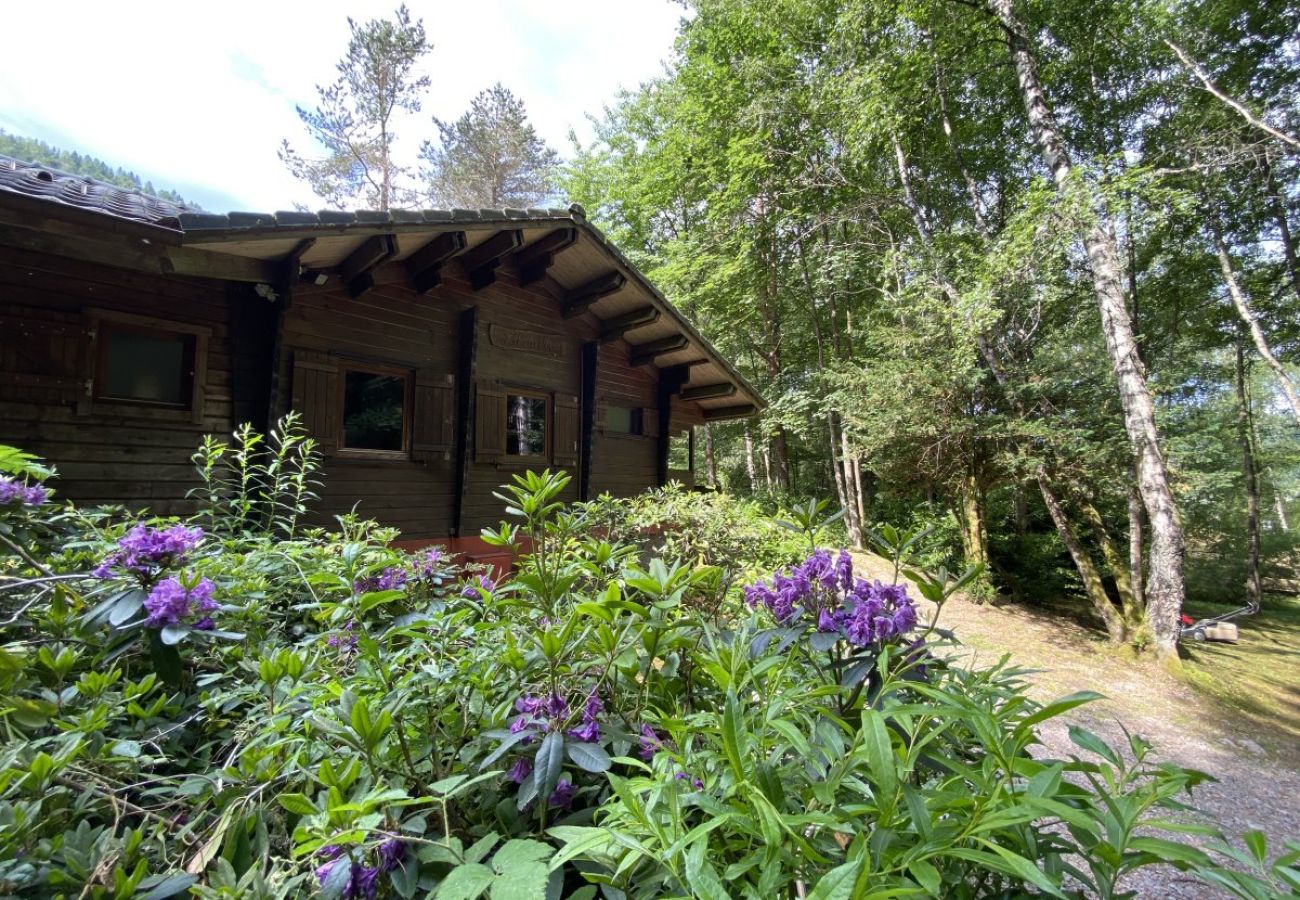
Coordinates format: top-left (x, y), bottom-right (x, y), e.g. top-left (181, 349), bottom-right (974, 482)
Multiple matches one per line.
top-left (507, 395), bottom-right (548, 456)
top-left (343, 371), bottom-right (406, 451)
top-left (606, 406), bottom-right (642, 435)
top-left (101, 329), bottom-right (190, 404)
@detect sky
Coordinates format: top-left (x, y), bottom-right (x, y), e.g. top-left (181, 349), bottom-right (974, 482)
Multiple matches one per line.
top-left (0, 1), bottom-right (685, 211)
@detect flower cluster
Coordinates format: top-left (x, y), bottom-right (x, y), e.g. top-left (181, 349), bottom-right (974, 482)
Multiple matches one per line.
top-left (410, 546), bottom-right (447, 581)
top-left (327, 620), bottom-right (359, 651)
top-left (637, 724), bottom-right (704, 789)
top-left (746, 549), bottom-right (918, 648)
top-left (144, 576), bottom-right (218, 629)
top-left (314, 838), bottom-right (407, 899)
top-left (94, 524), bottom-right (204, 580)
top-left (0, 475), bottom-right (48, 508)
top-left (353, 566), bottom-right (407, 595)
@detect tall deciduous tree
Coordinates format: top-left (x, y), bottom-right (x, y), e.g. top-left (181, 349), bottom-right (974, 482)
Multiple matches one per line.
top-left (280, 5), bottom-right (431, 210)
top-left (420, 84), bottom-right (559, 208)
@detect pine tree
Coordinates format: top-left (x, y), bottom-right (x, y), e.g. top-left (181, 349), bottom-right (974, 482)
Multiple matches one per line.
top-left (280, 5), bottom-right (432, 210)
top-left (420, 83), bottom-right (559, 208)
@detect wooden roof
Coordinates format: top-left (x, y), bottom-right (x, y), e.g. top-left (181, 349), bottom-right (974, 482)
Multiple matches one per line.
top-left (0, 154), bottom-right (762, 418)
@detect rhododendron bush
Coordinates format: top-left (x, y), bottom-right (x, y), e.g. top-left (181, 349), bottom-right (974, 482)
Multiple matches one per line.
top-left (0, 425), bottom-right (1290, 899)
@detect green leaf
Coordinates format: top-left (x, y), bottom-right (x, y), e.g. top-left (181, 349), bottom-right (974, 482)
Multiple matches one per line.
top-left (534, 731), bottom-right (565, 803)
top-left (434, 863), bottom-right (495, 900)
top-left (909, 859), bottom-right (941, 895)
top-left (320, 858), bottom-right (354, 900)
top-left (140, 874), bottom-right (199, 900)
top-left (860, 709), bottom-right (898, 812)
top-left (160, 624), bottom-right (190, 646)
top-left (1018, 692), bottom-right (1104, 732)
top-left (807, 858), bottom-right (863, 900)
top-left (490, 839), bottom-right (552, 872)
top-left (565, 741), bottom-right (611, 773)
top-left (277, 793), bottom-right (318, 816)
top-left (110, 739), bottom-right (141, 759)
top-left (685, 841), bottom-right (730, 900)
top-left (489, 860), bottom-right (551, 900)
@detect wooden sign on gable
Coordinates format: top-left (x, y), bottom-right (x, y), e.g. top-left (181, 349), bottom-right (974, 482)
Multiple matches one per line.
top-left (489, 324), bottom-right (566, 359)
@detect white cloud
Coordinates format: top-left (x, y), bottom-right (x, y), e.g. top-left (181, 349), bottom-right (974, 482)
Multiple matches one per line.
top-left (0, 0), bottom-right (683, 211)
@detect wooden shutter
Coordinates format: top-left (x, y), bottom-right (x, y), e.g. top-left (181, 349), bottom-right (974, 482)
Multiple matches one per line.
top-left (291, 350), bottom-right (338, 454)
top-left (643, 407), bottom-right (660, 439)
top-left (475, 381), bottom-right (507, 463)
top-left (412, 370), bottom-right (455, 461)
top-left (553, 393), bottom-right (580, 470)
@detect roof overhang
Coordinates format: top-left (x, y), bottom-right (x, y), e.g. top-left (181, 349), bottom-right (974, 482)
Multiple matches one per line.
top-left (0, 154), bottom-right (763, 418)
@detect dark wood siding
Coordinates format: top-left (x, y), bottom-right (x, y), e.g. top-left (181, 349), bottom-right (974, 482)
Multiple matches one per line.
top-left (589, 341), bottom-right (658, 498)
top-left (0, 247), bottom-right (236, 515)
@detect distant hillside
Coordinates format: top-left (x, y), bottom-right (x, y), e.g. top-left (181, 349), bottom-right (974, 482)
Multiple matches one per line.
top-left (0, 130), bottom-right (195, 207)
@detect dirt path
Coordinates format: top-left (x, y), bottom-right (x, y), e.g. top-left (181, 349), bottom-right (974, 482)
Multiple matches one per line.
top-left (850, 552), bottom-right (1300, 897)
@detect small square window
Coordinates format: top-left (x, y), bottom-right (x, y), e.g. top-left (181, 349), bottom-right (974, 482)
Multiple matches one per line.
top-left (506, 392), bottom-right (549, 458)
top-left (95, 324), bottom-right (195, 407)
top-left (341, 368), bottom-right (410, 453)
top-left (605, 406), bottom-right (643, 436)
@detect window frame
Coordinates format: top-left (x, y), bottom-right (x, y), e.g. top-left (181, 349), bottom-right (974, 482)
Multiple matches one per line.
top-left (503, 387), bottom-right (552, 463)
top-left (84, 309), bottom-right (210, 422)
top-left (336, 361), bottom-right (415, 460)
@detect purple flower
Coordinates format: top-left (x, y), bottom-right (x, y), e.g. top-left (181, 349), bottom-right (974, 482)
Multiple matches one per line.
top-left (96, 523), bottom-right (204, 580)
top-left (836, 550), bottom-right (854, 591)
top-left (327, 620), bottom-right (358, 651)
top-left (193, 617), bottom-right (215, 631)
top-left (143, 576), bottom-right (216, 628)
top-left (354, 566), bottom-right (408, 595)
top-left (377, 837), bottom-right (406, 873)
top-left (352, 866), bottom-right (379, 900)
top-left (548, 777), bottom-right (576, 810)
top-left (675, 771), bottom-right (705, 790)
top-left (568, 719), bottom-right (601, 743)
top-left (461, 574), bottom-right (496, 599)
top-left (0, 476), bottom-right (20, 506)
top-left (638, 724), bottom-right (663, 761)
top-left (506, 757), bottom-right (533, 784)
top-left (584, 692), bottom-right (603, 719)
top-left (411, 547), bottom-right (447, 581)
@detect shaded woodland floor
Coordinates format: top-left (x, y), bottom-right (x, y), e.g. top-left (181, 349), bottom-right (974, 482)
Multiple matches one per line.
top-left (851, 551), bottom-right (1300, 898)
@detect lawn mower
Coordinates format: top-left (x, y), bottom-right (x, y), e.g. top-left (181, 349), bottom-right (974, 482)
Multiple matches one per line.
top-left (1178, 597), bottom-right (1260, 643)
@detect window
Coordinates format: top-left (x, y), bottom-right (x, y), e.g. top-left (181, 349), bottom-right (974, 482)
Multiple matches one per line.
top-left (95, 323), bottom-right (196, 407)
top-left (668, 428), bottom-right (694, 471)
top-left (605, 406), bottom-right (643, 436)
top-left (506, 391), bottom-right (549, 458)
top-left (340, 365), bottom-right (411, 454)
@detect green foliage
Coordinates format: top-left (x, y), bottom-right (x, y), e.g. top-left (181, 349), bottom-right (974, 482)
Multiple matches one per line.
top-left (0, 432), bottom-right (1279, 896)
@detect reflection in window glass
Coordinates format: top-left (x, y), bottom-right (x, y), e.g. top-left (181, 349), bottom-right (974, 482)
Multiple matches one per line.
top-left (668, 428), bottom-right (694, 471)
top-left (343, 371), bottom-right (406, 451)
top-left (99, 327), bottom-right (192, 405)
top-left (507, 394), bottom-right (548, 457)
top-left (606, 406), bottom-right (643, 435)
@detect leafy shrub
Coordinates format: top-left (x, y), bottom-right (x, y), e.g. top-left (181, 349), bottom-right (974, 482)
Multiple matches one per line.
top-left (0, 429), bottom-right (1290, 898)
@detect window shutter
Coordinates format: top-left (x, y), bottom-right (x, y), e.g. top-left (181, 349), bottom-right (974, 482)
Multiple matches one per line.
top-left (291, 350), bottom-right (338, 454)
top-left (643, 407), bottom-right (660, 439)
top-left (554, 393), bottom-right (580, 470)
top-left (475, 381), bottom-right (507, 463)
top-left (412, 370), bottom-right (455, 461)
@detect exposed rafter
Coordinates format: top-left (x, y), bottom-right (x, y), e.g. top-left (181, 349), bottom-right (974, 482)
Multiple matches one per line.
top-left (629, 334), bottom-right (689, 366)
top-left (515, 228), bottom-right (578, 285)
top-left (277, 237), bottom-right (316, 305)
top-left (703, 403), bottom-right (757, 421)
top-left (459, 229), bottom-right (523, 290)
top-left (680, 382), bottom-right (736, 401)
top-left (562, 271), bottom-right (626, 318)
top-left (598, 306), bottom-right (659, 343)
top-left (340, 234), bottom-right (398, 299)
top-left (405, 231), bottom-right (466, 294)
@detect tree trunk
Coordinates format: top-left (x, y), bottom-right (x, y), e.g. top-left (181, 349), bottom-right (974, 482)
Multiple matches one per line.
top-left (1037, 472), bottom-right (1128, 643)
top-left (1080, 498), bottom-right (1143, 631)
top-left (703, 424), bottom-right (718, 488)
top-left (957, 465), bottom-right (990, 571)
top-left (1262, 151), bottom-right (1300, 305)
top-left (743, 425), bottom-right (757, 493)
top-left (991, 0), bottom-right (1185, 659)
top-left (850, 453), bottom-right (867, 544)
top-left (1236, 334), bottom-right (1263, 610)
top-left (839, 425), bottom-right (865, 547)
top-left (827, 414), bottom-right (853, 535)
top-left (1128, 480), bottom-right (1146, 609)
top-left (1211, 219), bottom-right (1300, 424)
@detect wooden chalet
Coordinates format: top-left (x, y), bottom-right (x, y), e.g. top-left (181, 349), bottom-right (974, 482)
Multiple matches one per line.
top-left (0, 154), bottom-right (762, 559)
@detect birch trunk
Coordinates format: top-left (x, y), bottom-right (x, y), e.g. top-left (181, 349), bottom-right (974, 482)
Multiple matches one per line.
top-left (1236, 335), bottom-right (1263, 610)
top-left (991, 0), bottom-right (1185, 658)
top-left (1262, 151), bottom-right (1300, 305)
top-left (1211, 221), bottom-right (1300, 424)
top-left (703, 424), bottom-right (718, 488)
top-left (1128, 481), bottom-right (1146, 609)
top-left (743, 425), bottom-right (757, 493)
